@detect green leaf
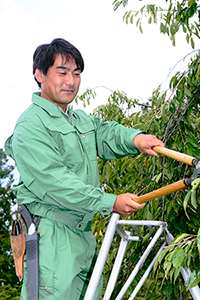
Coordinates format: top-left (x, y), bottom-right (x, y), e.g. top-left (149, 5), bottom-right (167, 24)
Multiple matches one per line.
top-left (191, 178), bottom-right (200, 192)
top-left (166, 250), bottom-right (175, 262)
top-left (172, 248), bottom-right (185, 268)
top-left (196, 64), bottom-right (200, 80)
top-left (184, 87), bottom-right (192, 97)
top-left (164, 169), bottom-right (171, 180)
top-left (139, 22), bottom-right (143, 33)
top-left (183, 191), bottom-right (191, 219)
top-left (148, 16), bottom-right (152, 24)
top-left (197, 228), bottom-right (200, 257)
top-left (136, 18), bottom-right (140, 27)
top-left (135, 10), bottom-right (139, 17)
top-left (113, 1), bottom-right (121, 11)
top-left (160, 103), bottom-right (165, 116)
top-left (187, 7), bottom-right (195, 18)
top-left (191, 146), bottom-right (200, 158)
top-left (125, 10), bottom-right (131, 24)
top-left (130, 14), bottom-right (134, 24)
top-left (170, 23), bottom-right (175, 35)
top-left (169, 266), bottom-right (175, 282)
top-left (152, 172), bottom-right (162, 183)
top-left (160, 23), bottom-right (166, 34)
top-left (142, 232), bottom-right (151, 243)
top-left (185, 135), bottom-right (199, 148)
top-left (157, 247), bottom-right (170, 265)
top-left (174, 266), bottom-right (182, 283)
top-left (140, 5), bottom-right (145, 14)
top-left (182, 24), bottom-right (187, 33)
top-left (169, 101), bottom-right (175, 113)
top-left (190, 37), bottom-right (195, 49)
top-left (188, 0), bottom-right (195, 6)
top-left (190, 214), bottom-right (200, 227)
top-left (164, 260), bottom-right (172, 278)
top-left (188, 270), bottom-right (200, 289)
top-left (171, 35), bottom-right (175, 46)
top-left (191, 190), bottom-right (197, 209)
top-left (186, 33), bottom-right (190, 43)
top-left (122, 0), bottom-right (128, 7)
top-left (173, 233), bottom-right (190, 244)
top-left (106, 163), bottom-right (111, 182)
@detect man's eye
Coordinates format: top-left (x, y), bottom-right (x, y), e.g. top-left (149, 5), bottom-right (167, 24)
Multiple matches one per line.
top-left (58, 71), bottom-right (66, 76)
top-left (74, 73), bottom-right (80, 77)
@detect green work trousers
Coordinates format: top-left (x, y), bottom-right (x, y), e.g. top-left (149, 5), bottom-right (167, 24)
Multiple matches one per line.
top-left (20, 217), bottom-right (102, 300)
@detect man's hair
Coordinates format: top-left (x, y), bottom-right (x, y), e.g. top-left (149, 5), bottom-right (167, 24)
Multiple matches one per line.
top-left (33, 38), bottom-right (84, 88)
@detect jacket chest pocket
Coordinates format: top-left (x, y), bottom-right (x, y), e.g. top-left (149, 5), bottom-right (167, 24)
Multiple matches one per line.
top-left (45, 121), bottom-right (97, 168)
top-left (74, 122), bottom-right (97, 161)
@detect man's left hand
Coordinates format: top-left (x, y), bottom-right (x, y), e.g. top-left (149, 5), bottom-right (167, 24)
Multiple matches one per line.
top-left (133, 134), bottom-right (165, 156)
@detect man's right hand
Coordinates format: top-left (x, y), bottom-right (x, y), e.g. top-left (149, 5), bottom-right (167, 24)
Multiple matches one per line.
top-left (112, 193), bottom-right (145, 217)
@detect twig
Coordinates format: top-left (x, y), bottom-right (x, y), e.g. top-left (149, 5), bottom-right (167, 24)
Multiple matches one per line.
top-left (166, 87), bottom-right (200, 141)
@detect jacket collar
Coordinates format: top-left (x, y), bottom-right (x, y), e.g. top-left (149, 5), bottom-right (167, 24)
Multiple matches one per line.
top-left (32, 92), bottom-right (64, 117)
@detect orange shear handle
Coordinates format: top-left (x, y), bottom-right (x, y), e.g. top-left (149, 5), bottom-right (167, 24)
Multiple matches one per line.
top-left (134, 179), bottom-right (189, 204)
top-left (153, 146), bottom-right (198, 167)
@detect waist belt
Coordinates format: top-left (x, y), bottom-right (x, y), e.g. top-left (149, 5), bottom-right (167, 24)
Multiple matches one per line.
top-left (25, 202), bottom-right (94, 232)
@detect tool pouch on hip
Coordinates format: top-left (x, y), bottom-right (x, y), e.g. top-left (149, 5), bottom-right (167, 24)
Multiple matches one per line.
top-left (10, 205), bottom-right (41, 285)
top-left (10, 217), bottom-right (26, 281)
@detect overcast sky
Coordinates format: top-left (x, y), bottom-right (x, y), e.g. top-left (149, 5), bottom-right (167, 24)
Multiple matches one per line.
top-left (0, 0), bottom-right (199, 152)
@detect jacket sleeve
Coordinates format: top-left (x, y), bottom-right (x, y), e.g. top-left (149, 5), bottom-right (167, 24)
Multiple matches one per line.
top-left (11, 120), bottom-right (116, 214)
top-left (90, 115), bottom-right (143, 160)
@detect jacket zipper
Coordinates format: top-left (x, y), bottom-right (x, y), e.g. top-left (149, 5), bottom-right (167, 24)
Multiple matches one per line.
top-left (80, 131), bottom-right (94, 139)
top-left (39, 286), bottom-right (53, 292)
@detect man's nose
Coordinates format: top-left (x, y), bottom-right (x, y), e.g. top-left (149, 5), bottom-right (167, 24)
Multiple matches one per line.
top-left (65, 73), bottom-right (75, 86)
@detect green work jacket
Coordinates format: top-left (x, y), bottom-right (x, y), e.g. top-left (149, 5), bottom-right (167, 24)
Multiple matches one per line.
top-left (5, 93), bottom-right (142, 230)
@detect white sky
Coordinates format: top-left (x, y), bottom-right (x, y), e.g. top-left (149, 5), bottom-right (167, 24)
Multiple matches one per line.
top-left (0, 0), bottom-right (199, 151)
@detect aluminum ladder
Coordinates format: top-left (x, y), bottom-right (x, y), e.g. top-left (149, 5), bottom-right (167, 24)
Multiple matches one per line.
top-left (84, 213), bottom-right (200, 300)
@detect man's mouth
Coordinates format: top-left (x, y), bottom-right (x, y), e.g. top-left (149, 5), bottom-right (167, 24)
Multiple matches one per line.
top-left (62, 89), bottom-right (74, 94)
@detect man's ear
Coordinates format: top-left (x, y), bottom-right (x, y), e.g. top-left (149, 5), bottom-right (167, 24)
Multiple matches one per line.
top-left (35, 69), bottom-right (44, 84)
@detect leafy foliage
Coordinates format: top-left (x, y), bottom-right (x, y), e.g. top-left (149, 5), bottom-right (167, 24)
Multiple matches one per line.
top-left (74, 88), bottom-right (96, 108)
top-left (90, 52), bottom-right (200, 299)
top-left (0, 284), bottom-right (21, 300)
top-left (112, 0), bottom-right (200, 48)
top-left (0, 149), bottom-right (20, 298)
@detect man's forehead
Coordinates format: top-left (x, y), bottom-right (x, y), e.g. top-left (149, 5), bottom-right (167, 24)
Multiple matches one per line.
top-left (54, 53), bottom-right (77, 67)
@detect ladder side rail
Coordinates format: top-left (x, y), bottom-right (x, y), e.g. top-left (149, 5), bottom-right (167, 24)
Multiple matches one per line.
top-left (115, 225), bottom-right (166, 300)
top-left (118, 220), bottom-right (167, 227)
top-left (165, 229), bottom-right (200, 300)
top-left (83, 213), bottom-right (120, 300)
top-left (128, 242), bottom-right (167, 300)
top-left (128, 236), bottom-right (143, 241)
top-left (103, 231), bottom-right (131, 300)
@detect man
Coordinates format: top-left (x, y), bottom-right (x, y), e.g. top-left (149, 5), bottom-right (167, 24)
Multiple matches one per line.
top-left (5, 38), bottom-right (164, 299)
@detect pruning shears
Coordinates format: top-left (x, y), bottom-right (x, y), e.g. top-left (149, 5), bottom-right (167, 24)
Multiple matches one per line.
top-left (134, 146), bottom-right (200, 204)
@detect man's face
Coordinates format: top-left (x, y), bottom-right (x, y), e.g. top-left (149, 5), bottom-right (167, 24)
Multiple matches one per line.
top-left (35, 54), bottom-right (81, 112)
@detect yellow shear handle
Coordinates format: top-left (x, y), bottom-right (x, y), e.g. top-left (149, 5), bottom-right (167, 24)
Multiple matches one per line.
top-left (134, 179), bottom-right (188, 204)
top-left (153, 146), bottom-right (197, 167)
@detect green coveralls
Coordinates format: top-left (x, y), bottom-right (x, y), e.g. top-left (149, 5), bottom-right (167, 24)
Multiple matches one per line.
top-left (5, 93), bottom-right (141, 300)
